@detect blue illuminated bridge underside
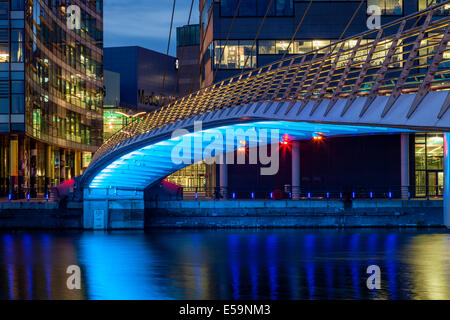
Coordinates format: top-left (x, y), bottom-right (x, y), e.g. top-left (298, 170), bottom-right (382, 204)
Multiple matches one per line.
top-left (81, 4), bottom-right (450, 190)
top-left (81, 91), bottom-right (450, 190)
top-left (87, 119), bottom-right (413, 190)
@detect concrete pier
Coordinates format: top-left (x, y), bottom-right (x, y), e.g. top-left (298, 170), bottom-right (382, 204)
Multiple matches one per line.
top-left (219, 162), bottom-right (228, 199)
top-left (292, 140), bottom-right (301, 200)
top-left (83, 188), bottom-right (144, 229)
top-left (444, 133), bottom-right (450, 228)
top-left (400, 134), bottom-right (410, 199)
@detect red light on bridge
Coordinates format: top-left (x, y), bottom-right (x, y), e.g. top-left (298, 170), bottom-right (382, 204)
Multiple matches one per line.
top-left (281, 134), bottom-right (290, 145)
top-left (238, 140), bottom-right (247, 153)
top-left (280, 134), bottom-right (291, 152)
top-left (312, 134), bottom-right (324, 141)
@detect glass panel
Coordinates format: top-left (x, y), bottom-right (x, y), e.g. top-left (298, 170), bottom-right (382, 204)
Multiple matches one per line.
top-left (415, 133), bottom-right (426, 144)
top-left (275, 40), bottom-right (293, 55)
top-left (239, 40), bottom-right (256, 68)
top-left (11, 95), bottom-right (24, 113)
top-left (415, 170), bottom-right (426, 197)
top-left (313, 40), bottom-right (332, 53)
top-left (438, 172), bottom-right (444, 196)
top-left (294, 40), bottom-right (313, 55)
top-left (428, 172), bottom-right (437, 196)
top-left (220, 0), bottom-right (239, 16)
top-left (0, 2), bottom-right (8, 20)
top-left (11, 81), bottom-right (24, 94)
top-left (0, 44), bottom-right (8, 63)
top-left (0, 98), bottom-right (8, 114)
top-left (11, 42), bottom-right (24, 63)
top-left (11, 0), bottom-right (25, 10)
top-left (368, 0), bottom-right (402, 15)
top-left (257, 0), bottom-right (275, 16)
top-left (415, 143), bottom-right (426, 170)
top-left (214, 40), bottom-right (256, 69)
top-left (426, 135), bottom-right (443, 170)
top-left (275, 0), bottom-right (293, 16)
top-left (418, 0), bottom-right (450, 15)
top-left (258, 40), bottom-right (276, 55)
top-left (239, 0), bottom-right (257, 16)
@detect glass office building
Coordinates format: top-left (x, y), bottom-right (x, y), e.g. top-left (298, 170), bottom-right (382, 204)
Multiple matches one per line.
top-left (0, 0), bottom-right (103, 198)
top-left (195, 0), bottom-right (447, 198)
top-left (201, 0), bottom-right (445, 83)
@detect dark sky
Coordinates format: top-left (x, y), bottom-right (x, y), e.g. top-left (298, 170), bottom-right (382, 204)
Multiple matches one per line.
top-left (104, 0), bottom-right (199, 56)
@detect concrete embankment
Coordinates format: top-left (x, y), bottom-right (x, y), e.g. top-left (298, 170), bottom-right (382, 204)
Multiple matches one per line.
top-left (146, 199), bottom-right (444, 228)
top-left (0, 199), bottom-right (445, 229)
top-left (0, 201), bottom-right (82, 229)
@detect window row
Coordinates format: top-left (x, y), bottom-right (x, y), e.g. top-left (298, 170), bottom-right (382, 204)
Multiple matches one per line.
top-left (212, 38), bottom-right (408, 69)
top-left (214, 40), bottom-right (257, 69)
top-left (221, 0), bottom-right (293, 17)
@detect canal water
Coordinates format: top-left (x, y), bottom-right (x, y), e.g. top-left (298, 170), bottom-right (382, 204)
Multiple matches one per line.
top-left (0, 229), bottom-right (448, 300)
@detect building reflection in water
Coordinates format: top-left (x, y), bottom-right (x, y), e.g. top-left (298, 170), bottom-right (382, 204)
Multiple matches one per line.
top-left (0, 232), bottom-right (86, 300)
top-left (0, 229), bottom-right (448, 300)
top-left (404, 234), bottom-right (450, 300)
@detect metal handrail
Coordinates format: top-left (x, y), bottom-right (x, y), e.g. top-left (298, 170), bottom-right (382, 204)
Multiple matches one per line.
top-left (157, 185), bottom-right (444, 201)
top-left (92, 2), bottom-right (450, 163)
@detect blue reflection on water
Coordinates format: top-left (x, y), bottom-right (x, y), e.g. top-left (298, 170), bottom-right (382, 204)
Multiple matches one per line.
top-left (304, 234), bottom-right (315, 299)
top-left (78, 233), bottom-right (171, 300)
top-left (349, 233), bottom-right (361, 299)
top-left (266, 234), bottom-right (278, 300)
top-left (248, 235), bottom-right (258, 300)
top-left (0, 229), bottom-right (448, 300)
top-left (385, 233), bottom-right (398, 300)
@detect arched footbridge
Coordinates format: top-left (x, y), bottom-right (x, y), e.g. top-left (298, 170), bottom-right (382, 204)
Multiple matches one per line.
top-left (80, 3), bottom-right (450, 228)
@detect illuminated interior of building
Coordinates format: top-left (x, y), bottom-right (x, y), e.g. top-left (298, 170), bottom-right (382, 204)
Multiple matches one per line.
top-left (414, 133), bottom-right (444, 197)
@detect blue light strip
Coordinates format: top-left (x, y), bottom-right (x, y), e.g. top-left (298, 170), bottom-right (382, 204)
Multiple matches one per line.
top-left (89, 121), bottom-right (414, 189)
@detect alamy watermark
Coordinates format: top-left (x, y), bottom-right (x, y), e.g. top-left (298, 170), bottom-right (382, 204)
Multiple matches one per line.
top-left (66, 265), bottom-right (81, 290)
top-left (367, 5), bottom-right (381, 30)
top-left (366, 265), bottom-right (381, 290)
top-left (66, 5), bottom-right (81, 31)
top-left (170, 121), bottom-right (280, 176)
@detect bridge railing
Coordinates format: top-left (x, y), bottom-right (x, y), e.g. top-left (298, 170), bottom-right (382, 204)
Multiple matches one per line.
top-left (93, 2), bottom-right (450, 163)
top-left (150, 185), bottom-right (443, 202)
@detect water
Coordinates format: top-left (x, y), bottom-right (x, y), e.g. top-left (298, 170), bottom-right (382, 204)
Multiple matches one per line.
top-left (0, 229), bottom-right (448, 300)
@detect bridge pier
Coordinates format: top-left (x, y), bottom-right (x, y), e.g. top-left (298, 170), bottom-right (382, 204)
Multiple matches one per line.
top-left (83, 188), bottom-right (144, 230)
top-left (219, 158), bottom-right (228, 199)
top-left (444, 133), bottom-right (450, 228)
top-left (292, 140), bottom-right (301, 200)
top-left (400, 134), bottom-right (410, 199)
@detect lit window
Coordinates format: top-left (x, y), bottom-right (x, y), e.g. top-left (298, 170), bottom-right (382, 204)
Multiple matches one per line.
top-left (418, 0), bottom-right (450, 15)
top-left (258, 40), bottom-right (276, 55)
top-left (419, 33), bottom-right (450, 68)
top-left (214, 40), bottom-right (256, 69)
top-left (275, 41), bottom-right (294, 55)
top-left (258, 40), bottom-right (329, 56)
top-left (0, 45), bottom-right (8, 63)
top-left (414, 133), bottom-right (444, 197)
top-left (367, 0), bottom-right (402, 15)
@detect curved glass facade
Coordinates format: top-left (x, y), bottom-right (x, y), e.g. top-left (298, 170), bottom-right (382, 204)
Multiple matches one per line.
top-left (0, 0), bottom-right (103, 198)
top-left (25, 0), bottom-right (103, 150)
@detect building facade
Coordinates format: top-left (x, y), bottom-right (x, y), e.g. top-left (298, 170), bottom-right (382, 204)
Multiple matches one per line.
top-left (0, 0), bottom-right (104, 199)
top-left (194, 0), bottom-right (449, 198)
top-left (103, 69), bottom-right (124, 140)
top-left (201, 0), bottom-right (448, 84)
top-left (104, 46), bottom-right (178, 113)
top-left (176, 24), bottom-right (200, 96)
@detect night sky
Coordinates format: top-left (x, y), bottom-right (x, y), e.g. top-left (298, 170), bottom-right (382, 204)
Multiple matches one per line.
top-left (104, 0), bottom-right (199, 56)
